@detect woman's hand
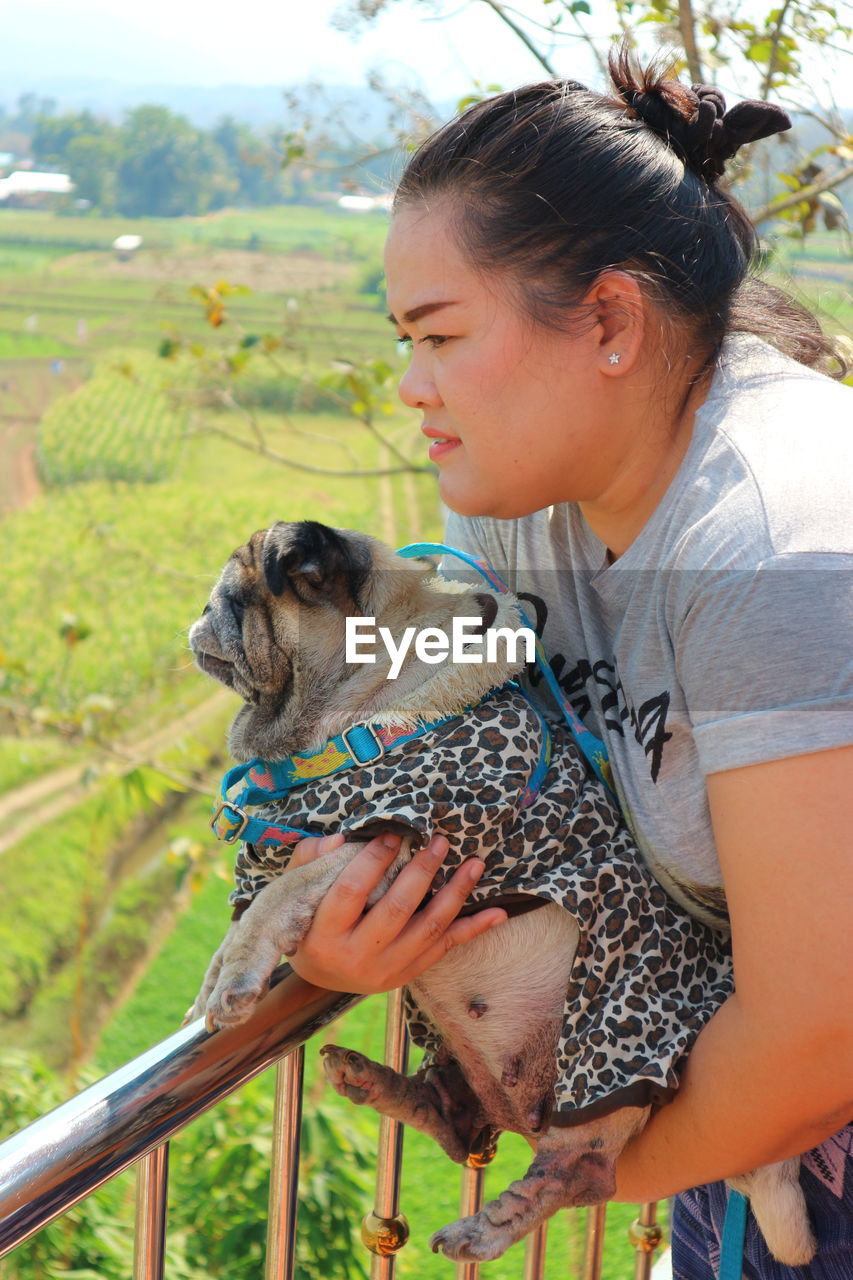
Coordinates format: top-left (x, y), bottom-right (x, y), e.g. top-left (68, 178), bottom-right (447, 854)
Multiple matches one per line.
top-left (283, 831), bottom-right (508, 994)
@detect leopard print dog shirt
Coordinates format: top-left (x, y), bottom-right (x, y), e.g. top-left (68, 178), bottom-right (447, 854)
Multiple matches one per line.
top-left (228, 684), bottom-right (734, 1124)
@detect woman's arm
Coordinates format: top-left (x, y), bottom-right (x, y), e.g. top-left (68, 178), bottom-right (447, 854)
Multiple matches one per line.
top-left (285, 832), bottom-right (508, 993)
top-left (613, 744), bottom-right (853, 1202)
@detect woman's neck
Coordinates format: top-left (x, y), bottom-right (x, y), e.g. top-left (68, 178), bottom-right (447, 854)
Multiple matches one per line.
top-left (579, 369), bottom-right (712, 562)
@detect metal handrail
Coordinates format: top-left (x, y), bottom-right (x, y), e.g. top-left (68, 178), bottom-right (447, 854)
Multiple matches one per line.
top-left (0, 964), bottom-right (361, 1257)
top-left (0, 964), bottom-right (667, 1279)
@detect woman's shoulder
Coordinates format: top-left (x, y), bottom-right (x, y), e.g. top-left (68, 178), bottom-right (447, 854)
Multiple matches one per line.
top-left (671, 334), bottom-right (852, 567)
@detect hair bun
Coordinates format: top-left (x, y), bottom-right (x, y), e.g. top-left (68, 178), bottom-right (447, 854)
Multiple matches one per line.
top-left (624, 78), bottom-right (791, 182)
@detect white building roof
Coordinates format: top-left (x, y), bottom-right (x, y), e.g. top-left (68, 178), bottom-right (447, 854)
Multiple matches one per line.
top-left (0, 171), bottom-right (73, 200)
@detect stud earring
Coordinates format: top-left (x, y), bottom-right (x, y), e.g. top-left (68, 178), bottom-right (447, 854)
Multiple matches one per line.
top-left (608, 352), bottom-right (621, 366)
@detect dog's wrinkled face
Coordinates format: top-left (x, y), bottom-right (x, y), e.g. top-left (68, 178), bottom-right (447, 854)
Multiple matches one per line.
top-left (189, 520), bottom-right (383, 759)
top-left (190, 521), bottom-right (370, 698)
top-left (190, 519), bottom-right (504, 762)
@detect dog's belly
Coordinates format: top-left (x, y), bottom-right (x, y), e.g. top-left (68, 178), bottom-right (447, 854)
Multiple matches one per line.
top-left (409, 901), bottom-right (579, 1137)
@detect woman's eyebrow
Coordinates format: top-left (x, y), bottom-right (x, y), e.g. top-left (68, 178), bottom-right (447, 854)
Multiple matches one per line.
top-left (386, 300), bottom-right (459, 326)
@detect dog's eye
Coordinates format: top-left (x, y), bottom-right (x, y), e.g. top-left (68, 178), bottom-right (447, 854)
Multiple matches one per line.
top-left (230, 599), bottom-right (246, 626)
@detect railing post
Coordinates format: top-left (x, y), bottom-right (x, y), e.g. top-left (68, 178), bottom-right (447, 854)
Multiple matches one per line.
top-left (522, 1220), bottom-right (548, 1280)
top-left (454, 1124), bottom-right (499, 1280)
top-left (360, 988), bottom-right (410, 1279)
top-left (266, 1047), bottom-right (305, 1280)
top-left (454, 1164), bottom-right (486, 1280)
top-left (630, 1200), bottom-right (665, 1279)
top-left (582, 1203), bottom-right (607, 1280)
top-left (133, 1142), bottom-right (169, 1280)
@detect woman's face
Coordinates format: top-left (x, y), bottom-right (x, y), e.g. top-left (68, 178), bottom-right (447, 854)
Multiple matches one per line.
top-left (384, 202), bottom-right (616, 520)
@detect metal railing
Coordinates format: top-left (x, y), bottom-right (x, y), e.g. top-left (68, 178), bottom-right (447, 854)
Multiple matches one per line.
top-left (0, 964), bottom-right (666, 1279)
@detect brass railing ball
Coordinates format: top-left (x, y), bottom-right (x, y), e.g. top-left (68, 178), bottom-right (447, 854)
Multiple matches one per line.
top-left (628, 1218), bottom-right (664, 1253)
top-left (361, 1211), bottom-right (411, 1256)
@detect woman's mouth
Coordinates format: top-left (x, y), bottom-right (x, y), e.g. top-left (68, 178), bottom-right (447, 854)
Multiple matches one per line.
top-left (422, 428), bottom-right (462, 461)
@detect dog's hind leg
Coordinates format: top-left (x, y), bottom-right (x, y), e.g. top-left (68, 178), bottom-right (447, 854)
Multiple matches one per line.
top-left (430, 1107), bottom-right (649, 1262)
top-left (727, 1159), bottom-right (816, 1266)
top-left (321, 1045), bottom-right (490, 1164)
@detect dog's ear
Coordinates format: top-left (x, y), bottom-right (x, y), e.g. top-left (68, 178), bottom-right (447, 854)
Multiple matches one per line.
top-left (262, 521), bottom-right (370, 611)
top-left (470, 592), bottom-right (499, 635)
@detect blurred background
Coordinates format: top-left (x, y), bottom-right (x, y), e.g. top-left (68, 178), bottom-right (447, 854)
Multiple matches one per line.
top-left (0, 2), bottom-right (850, 1276)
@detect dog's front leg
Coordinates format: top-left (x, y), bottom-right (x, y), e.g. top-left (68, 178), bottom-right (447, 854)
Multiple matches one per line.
top-left (430, 1107), bottom-right (649, 1262)
top-left (204, 840), bottom-right (410, 1030)
top-left (183, 920), bottom-right (243, 1025)
top-left (203, 842), bottom-right (363, 1030)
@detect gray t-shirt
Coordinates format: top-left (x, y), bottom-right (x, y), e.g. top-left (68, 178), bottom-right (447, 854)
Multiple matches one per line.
top-left (443, 333), bottom-right (853, 928)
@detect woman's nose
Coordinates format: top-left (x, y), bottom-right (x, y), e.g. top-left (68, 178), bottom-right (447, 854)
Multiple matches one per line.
top-left (398, 358), bottom-right (442, 410)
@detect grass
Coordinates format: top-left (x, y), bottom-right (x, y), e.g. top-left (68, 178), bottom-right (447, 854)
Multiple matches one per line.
top-left (0, 205), bottom-right (390, 259)
top-left (1, 397), bottom-right (432, 738)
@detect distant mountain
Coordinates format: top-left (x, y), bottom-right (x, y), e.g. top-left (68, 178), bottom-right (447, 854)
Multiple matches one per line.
top-left (0, 76), bottom-right (409, 134)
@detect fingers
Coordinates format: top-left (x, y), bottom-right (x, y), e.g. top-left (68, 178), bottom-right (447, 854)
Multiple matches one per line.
top-left (288, 832), bottom-right (347, 870)
top-left (355, 834), bottom-right (451, 935)
top-left (310, 832), bottom-right (405, 931)
top-left (349, 845), bottom-right (508, 980)
top-left (390, 857), bottom-right (508, 967)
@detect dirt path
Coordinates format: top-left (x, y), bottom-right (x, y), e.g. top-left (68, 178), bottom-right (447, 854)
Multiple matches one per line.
top-left (0, 688), bottom-right (234, 857)
top-left (0, 417), bottom-right (42, 514)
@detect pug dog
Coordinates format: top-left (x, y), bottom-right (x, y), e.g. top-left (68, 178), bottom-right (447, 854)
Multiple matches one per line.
top-left (186, 519), bottom-right (815, 1267)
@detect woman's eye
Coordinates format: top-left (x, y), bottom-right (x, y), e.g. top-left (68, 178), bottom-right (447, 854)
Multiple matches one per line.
top-left (395, 335), bottom-right (413, 354)
top-left (421, 335), bottom-right (449, 349)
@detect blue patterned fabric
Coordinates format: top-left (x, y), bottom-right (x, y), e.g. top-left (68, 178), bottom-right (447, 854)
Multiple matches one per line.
top-left (671, 1125), bottom-right (853, 1278)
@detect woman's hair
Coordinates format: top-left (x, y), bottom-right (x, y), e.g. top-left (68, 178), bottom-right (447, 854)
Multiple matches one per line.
top-left (394, 48), bottom-right (846, 378)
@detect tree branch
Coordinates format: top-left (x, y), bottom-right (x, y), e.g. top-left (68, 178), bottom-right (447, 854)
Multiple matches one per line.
top-left (188, 419), bottom-right (432, 477)
top-left (750, 161), bottom-right (853, 226)
top-left (478, 0), bottom-right (560, 78)
top-left (678, 0), bottom-right (704, 83)
top-left (761, 0), bottom-right (793, 99)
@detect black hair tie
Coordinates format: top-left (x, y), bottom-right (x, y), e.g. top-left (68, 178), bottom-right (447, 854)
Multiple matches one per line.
top-left (629, 84), bottom-right (791, 182)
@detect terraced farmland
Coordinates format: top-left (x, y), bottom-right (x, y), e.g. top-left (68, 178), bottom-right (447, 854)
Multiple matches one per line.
top-left (37, 352), bottom-right (187, 484)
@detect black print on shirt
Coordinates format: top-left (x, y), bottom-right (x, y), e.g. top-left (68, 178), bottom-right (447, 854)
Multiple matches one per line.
top-left (519, 591), bottom-right (673, 784)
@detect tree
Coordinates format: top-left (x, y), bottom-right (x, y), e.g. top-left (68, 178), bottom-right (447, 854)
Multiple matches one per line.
top-left (31, 109), bottom-right (111, 169)
top-left (65, 132), bottom-right (121, 212)
top-left (116, 105), bottom-right (236, 218)
top-left (334, 0), bottom-right (853, 236)
top-left (211, 115), bottom-right (286, 206)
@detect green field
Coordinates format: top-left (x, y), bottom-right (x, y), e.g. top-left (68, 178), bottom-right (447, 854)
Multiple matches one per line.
top-left (1, 204), bottom-right (849, 1279)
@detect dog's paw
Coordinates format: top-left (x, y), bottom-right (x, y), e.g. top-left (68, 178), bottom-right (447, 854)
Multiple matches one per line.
top-left (204, 971), bottom-right (268, 1031)
top-left (320, 1044), bottom-right (387, 1106)
top-left (181, 999), bottom-right (205, 1028)
top-left (429, 1214), bottom-right (511, 1263)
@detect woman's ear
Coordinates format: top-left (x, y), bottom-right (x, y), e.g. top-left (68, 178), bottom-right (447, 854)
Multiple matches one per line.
top-left (584, 271), bottom-right (646, 375)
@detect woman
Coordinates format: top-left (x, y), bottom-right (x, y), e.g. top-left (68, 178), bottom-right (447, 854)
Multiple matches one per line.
top-left (285, 51), bottom-right (853, 1278)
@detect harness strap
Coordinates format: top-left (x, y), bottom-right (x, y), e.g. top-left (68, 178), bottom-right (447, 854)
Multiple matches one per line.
top-left (212, 683), bottom-right (552, 849)
top-left (212, 708), bottom-right (478, 846)
top-left (396, 541), bottom-right (614, 795)
top-left (718, 1189), bottom-right (748, 1280)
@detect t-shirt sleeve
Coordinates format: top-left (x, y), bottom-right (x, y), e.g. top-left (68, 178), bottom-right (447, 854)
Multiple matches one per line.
top-left (674, 552), bottom-right (853, 774)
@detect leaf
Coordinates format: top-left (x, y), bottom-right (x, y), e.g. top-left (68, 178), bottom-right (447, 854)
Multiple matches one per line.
top-left (745, 38), bottom-right (774, 61)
